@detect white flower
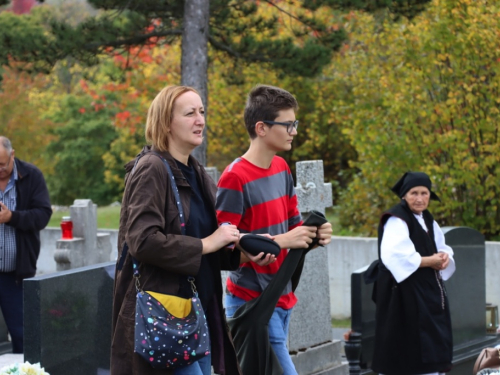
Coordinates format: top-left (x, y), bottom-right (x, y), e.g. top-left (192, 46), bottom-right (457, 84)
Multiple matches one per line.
top-left (0, 362), bottom-right (49, 375)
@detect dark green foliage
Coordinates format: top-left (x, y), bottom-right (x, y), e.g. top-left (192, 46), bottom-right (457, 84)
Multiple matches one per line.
top-left (0, 0), bottom-right (431, 78)
top-left (301, 0), bottom-right (430, 18)
top-left (0, 11), bottom-right (55, 73)
top-left (46, 95), bottom-right (119, 205)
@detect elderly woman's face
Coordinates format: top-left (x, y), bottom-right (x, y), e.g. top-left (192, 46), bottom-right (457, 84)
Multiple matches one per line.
top-left (403, 186), bottom-right (430, 214)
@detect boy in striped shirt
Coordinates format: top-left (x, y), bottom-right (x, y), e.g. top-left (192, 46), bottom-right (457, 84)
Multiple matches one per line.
top-left (215, 84), bottom-right (333, 374)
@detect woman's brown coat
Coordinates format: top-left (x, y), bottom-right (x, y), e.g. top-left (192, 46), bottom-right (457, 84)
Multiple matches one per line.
top-left (111, 147), bottom-right (242, 375)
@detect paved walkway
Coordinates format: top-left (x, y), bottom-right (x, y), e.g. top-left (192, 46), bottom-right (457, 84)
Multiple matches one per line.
top-left (0, 353), bottom-right (23, 369)
top-left (0, 330), bottom-right (348, 374)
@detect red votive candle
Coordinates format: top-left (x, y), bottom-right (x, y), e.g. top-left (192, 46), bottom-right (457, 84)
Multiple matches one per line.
top-left (61, 216), bottom-right (73, 239)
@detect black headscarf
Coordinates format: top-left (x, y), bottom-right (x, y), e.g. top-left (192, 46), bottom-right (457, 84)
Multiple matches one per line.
top-left (391, 171), bottom-right (440, 201)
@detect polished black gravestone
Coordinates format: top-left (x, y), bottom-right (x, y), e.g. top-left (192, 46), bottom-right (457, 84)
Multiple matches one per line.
top-left (350, 264), bottom-right (375, 373)
top-left (350, 227), bottom-right (500, 375)
top-left (24, 261), bottom-right (115, 375)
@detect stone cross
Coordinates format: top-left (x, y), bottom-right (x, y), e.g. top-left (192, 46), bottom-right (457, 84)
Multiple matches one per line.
top-left (72, 199), bottom-right (98, 253)
top-left (295, 160), bottom-right (332, 215)
top-left (54, 199), bottom-right (112, 271)
top-left (289, 160), bottom-right (346, 374)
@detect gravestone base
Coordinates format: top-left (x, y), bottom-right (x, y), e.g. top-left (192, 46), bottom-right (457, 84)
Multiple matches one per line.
top-left (54, 238), bottom-right (85, 271)
top-left (96, 233), bottom-right (112, 262)
top-left (291, 340), bottom-right (348, 375)
top-left (290, 249), bottom-right (333, 351)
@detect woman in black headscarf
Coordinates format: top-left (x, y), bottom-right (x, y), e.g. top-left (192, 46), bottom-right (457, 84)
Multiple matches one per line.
top-left (371, 172), bottom-right (456, 375)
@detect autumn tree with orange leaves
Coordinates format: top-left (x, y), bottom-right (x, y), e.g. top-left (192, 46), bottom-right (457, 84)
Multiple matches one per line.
top-left (0, 0), bottom-right (433, 164)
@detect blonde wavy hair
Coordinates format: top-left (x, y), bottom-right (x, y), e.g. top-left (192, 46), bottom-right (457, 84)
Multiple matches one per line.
top-left (145, 85), bottom-right (200, 151)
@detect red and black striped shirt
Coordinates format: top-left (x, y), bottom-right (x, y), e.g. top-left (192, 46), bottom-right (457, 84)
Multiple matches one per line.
top-left (215, 156), bottom-right (302, 309)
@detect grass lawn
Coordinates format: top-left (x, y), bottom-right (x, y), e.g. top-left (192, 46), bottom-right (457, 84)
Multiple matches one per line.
top-left (325, 207), bottom-right (339, 231)
top-left (48, 205), bottom-right (121, 229)
top-left (48, 204), bottom-right (353, 234)
top-left (325, 207), bottom-right (358, 236)
top-left (331, 317), bottom-right (351, 328)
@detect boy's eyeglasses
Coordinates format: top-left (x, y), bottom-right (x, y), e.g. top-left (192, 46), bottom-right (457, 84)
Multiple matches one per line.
top-left (262, 120), bottom-right (299, 134)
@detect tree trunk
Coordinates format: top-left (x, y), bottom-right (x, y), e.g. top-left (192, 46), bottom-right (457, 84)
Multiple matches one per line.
top-left (181, 0), bottom-right (209, 166)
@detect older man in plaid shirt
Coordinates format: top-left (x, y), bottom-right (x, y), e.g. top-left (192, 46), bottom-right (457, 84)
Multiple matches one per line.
top-left (0, 137), bottom-right (51, 353)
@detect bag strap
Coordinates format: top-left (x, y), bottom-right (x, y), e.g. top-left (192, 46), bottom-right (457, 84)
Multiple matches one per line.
top-left (129, 151), bottom-right (197, 295)
top-left (130, 151), bottom-right (187, 235)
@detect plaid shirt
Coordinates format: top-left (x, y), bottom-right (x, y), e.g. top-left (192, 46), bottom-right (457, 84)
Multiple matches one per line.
top-left (0, 163), bottom-right (18, 272)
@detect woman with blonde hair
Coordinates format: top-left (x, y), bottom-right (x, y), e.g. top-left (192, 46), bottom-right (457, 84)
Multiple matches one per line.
top-left (111, 85), bottom-right (242, 375)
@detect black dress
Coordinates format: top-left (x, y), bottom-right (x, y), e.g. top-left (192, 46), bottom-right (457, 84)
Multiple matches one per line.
top-left (227, 211), bottom-right (327, 375)
top-left (371, 201), bottom-right (453, 375)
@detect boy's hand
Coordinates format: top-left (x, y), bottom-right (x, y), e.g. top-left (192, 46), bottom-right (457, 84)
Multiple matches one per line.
top-left (317, 222), bottom-right (333, 246)
top-left (241, 250), bottom-right (276, 266)
top-left (274, 226), bottom-right (317, 249)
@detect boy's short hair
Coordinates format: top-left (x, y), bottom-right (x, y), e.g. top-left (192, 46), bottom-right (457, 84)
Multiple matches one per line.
top-left (244, 85), bottom-right (298, 139)
top-left (145, 85), bottom-right (200, 152)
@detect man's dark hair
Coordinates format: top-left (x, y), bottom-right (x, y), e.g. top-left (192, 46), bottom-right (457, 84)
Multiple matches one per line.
top-left (244, 85), bottom-right (298, 139)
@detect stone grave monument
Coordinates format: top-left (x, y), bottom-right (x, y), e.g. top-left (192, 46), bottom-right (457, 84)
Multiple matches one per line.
top-left (290, 160), bottom-right (346, 375)
top-left (54, 199), bottom-right (112, 271)
top-left (349, 226), bottom-right (500, 375)
top-left (24, 262), bottom-right (115, 375)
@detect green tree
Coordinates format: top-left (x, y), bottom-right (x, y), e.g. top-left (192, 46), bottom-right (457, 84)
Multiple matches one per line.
top-left (0, 67), bottom-right (55, 172)
top-left (208, 65), bottom-right (357, 195)
top-left (46, 94), bottom-right (118, 205)
top-left (0, 0), bottom-right (432, 164)
top-left (329, 0), bottom-right (500, 238)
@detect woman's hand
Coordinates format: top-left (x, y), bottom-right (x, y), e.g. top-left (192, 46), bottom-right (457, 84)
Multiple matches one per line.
top-left (438, 252), bottom-right (450, 270)
top-left (201, 224), bottom-right (240, 254)
top-left (241, 250), bottom-right (277, 266)
top-left (238, 233), bottom-right (277, 265)
top-left (421, 252), bottom-right (449, 270)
